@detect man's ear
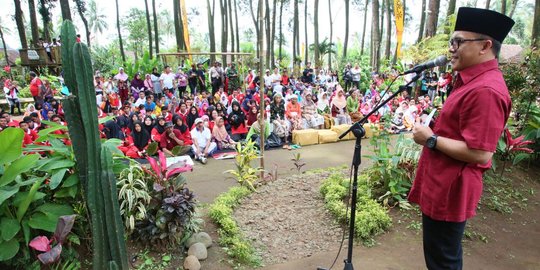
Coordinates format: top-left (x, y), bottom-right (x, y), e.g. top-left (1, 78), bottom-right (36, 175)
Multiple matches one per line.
top-left (480, 39), bottom-right (493, 55)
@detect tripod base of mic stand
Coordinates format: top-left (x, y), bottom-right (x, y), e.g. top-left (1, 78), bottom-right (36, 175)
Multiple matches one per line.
top-left (344, 260), bottom-right (354, 270)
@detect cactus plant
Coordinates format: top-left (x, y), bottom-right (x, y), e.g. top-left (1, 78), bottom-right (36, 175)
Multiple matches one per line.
top-left (60, 20), bottom-right (128, 270)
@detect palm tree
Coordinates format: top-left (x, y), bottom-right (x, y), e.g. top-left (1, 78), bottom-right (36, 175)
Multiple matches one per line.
top-left (533, 0), bottom-right (540, 47)
top-left (371, 0), bottom-right (381, 71)
top-left (28, 0), bottom-right (40, 47)
top-left (152, 0), bottom-right (159, 54)
top-left (0, 19), bottom-right (12, 68)
top-left (425, 0), bottom-right (440, 38)
top-left (13, 0), bottom-right (28, 49)
top-left (88, 0), bottom-right (108, 36)
top-left (59, 0), bottom-right (72, 20)
top-left (207, 0), bottom-right (216, 63)
top-left (309, 38), bottom-right (336, 68)
top-left (115, 0), bottom-right (126, 62)
top-left (74, 0), bottom-right (91, 47)
top-left (313, 0), bottom-right (320, 69)
top-left (343, 0), bottom-right (350, 59)
top-left (144, 0), bottom-right (153, 58)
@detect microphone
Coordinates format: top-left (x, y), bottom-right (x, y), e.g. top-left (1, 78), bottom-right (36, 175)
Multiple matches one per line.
top-left (402, 55), bottom-right (448, 75)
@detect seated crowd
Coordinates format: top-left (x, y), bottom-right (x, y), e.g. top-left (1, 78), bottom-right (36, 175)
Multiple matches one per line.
top-left (1, 62), bottom-right (450, 164)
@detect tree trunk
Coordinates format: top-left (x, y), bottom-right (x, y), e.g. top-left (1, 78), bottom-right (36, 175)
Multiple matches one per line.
top-left (384, 0), bottom-right (392, 60)
top-left (0, 27), bottom-right (10, 68)
top-left (39, 0), bottom-right (51, 43)
top-left (532, 0), bottom-right (540, 48)
top-left (425, 0), bottom-right (440, 38)
top-left (228, 0), bottom-right (235, 61)
top-left (508, 0), bottom-right (519, 18)
top-left (445, 0), bottom-right (456, 34)
top-left (501, 0), bottom-right (507, 15)
top-left (59, 0), bottom-right (72, 21)
top-left (417, 0), bottom-right (426, 43)
top-left (328, 0), bottom-right (333, 70)
top-left (152, 0), bottom-right (160, 54)
top-left (360, 0), bottom-right (369, 55)
top-left (234, 0), bottom-right (240, 53)
top-left (271, 0), bottom-right (277, 68)
top-left (220, 0), bottom-right (228, 63)
top-left (314, 0), bottom-right (320, 68)
top-left (174, 0), bottom-right (186, 52)
top-left (279, 0), bottom-right (284, 61)
top-left (371, 0), bottom-right (381, 71)
top-left (28, 0), bottom-right (39, 47)
top-left (293, 0), bottom-right (298, 66)
top-left (116, 0), bottom-right (126, 62)
top-left (343, 0), bottom-right (350, 59)
top-left (250, 0), bottom-right (260, 58)
top-left (265, 0), bottom-right (271, 68)
top-left (258, 0), bottom-right (265, 176)
top-left (75, 0), bottom-right (91, 48)
top-left (304, 0), bottom-right (309, 65)
top-left (144, 0), bottom-right (153, 58)
top-left (207, 0), bottom-right (216, 63)
top-left (379, 0), bottom-right (384, 41)
top-left (14, 0), bottom-right (28, 49)
top-left (485, 0), bottom-right (491, 9)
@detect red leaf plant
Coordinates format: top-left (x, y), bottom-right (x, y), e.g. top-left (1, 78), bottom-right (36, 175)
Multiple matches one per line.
top-left (144, 151), bottom-right (193, 190)
top-left (504, 128), bottom-right (534, 154)
top-left (28, 215), bottom-right (76, 265)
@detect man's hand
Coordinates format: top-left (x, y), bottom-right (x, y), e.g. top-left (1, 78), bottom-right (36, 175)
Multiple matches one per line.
top-left (168, 132), bottom-right (176, 139)
top-left (412, 124), bottom-right (434, 146)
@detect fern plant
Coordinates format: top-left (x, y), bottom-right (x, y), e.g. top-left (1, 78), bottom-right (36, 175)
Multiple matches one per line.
top-left (117, 165), bottom-right (151, 233)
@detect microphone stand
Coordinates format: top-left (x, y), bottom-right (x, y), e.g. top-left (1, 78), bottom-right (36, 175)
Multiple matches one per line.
top-left (337, 73), bottom-right (421, 270)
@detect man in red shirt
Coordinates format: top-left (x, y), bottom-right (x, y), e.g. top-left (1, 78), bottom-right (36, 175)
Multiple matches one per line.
top-left (21, 121), bottom-right (39, 146)
top-left (410, 7), bottom-right (514, 269)
top-left (1, 112), bottom-right (20, 127)
top-left (29, 72), bottom-right (44, 105)
top-left (160, 122), bottom-right (190, 156)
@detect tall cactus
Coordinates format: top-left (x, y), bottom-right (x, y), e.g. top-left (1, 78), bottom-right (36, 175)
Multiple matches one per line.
top-left (60, 20), bottom-right (128, 270)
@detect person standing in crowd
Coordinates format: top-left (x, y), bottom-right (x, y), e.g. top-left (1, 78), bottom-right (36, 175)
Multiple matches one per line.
top-left (187, 64), bottom-right (198, 95)
top-left (191, 118), bottom-right (217, 164)
top-left (196, 63), bottom-right (207, 93)
top-left (29, 72), bottom-right (44, 106)
top-left (143, 74), bottom-right (154, 97)
top-left (351, 64), bottom-right (362, 89)
top-left (427, 72), bottom-right (439, 101)
top-left (114, 67), bottom-right (129, 103)
top-left (342, 64), bottom-right (352, 92)
top-left (160, 65), bottom-right (177, 97)
top-left (409, 7), bottom-right (514, 270)
top-left (227, 63), bottom-right (240, 94)
top-left (210, 61), bottom-right (223, 95)
top-left (302, 62), bottom-right (314, 84)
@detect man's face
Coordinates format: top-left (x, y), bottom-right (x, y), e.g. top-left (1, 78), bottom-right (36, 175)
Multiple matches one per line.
top-left (197, 122), bottom-right (204, 130)
top-left (20, 123), bottom-right (29, 131)
top-left (2, 114), bottom-right (10, 122)
top-left (0, 118), bottom-right (7, 127)
top-left (449, 31), bottom-right (490, 71)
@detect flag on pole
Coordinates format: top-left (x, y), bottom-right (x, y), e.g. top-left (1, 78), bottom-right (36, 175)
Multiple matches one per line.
top-left (393, 0), bottom-right (404, 58)
top-left (180, 0), bottom-right (191, 61)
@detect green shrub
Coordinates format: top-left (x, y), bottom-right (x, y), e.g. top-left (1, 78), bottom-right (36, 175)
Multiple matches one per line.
top-left (209, 186), bottom-right (261, 267)
top-left (320, 172), bottom-right (392, 246)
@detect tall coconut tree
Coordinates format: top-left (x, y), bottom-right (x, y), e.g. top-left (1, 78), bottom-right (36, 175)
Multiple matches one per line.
top-left (220, 0), bottom-right (229, 62)
top-left (144, 0), bottom-right (153, 58)
top-left (371, 0), bottom-right (381, 71)
top-left (343, 0), bottom-right (350, 59)
top-left (384, 0), bottom-right (392, 60)
top-left (88, 0), bottom-right (108, 36)
top-left (14, 0), bottom-right (28, 49)
top-left (293, 0), bottom-right (299, 64)
top-left (313, 0), bottom-right (320, 68)
top-left (207, 0), bottom-right (217, 62)
top-left (328, 0), bottom-right (333, 69)
top-left (360, 0), bottom-right (369, 55)
top-left (115, 0), bottom-right (126, 62)
top-left (152, 0), bottom-right (159, 54)
top-left (417, 0), bottom-right (426, 42)
top-left (304, 0), bottom-right (309, 64)
top-left (59, 0), bottom-right (71, 21)
top-left (234, 0), bottom-right (240, 53)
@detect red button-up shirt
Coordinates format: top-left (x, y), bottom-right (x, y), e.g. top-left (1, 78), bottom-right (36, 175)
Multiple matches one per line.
top-left (408, 59), bottom-right (511, 222)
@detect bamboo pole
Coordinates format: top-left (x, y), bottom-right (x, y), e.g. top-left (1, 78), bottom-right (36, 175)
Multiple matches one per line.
top-left (258, 0), bottom-right (265, 181)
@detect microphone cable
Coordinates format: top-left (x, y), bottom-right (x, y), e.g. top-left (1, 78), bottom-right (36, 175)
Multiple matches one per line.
top-left (317, 165), bottom-right (354, 270)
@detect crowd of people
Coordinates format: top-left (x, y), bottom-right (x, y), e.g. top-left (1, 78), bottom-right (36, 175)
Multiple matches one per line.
top-left (1, 60), bottom-right (453, 164)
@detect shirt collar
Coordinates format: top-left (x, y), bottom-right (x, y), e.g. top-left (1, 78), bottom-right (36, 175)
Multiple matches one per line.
top-left (458, 58), bottom-right (499, 85)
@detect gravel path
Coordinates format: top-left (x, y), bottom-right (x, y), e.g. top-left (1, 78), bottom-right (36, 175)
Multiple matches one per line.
top-left (233, 171), bottom-right (345, 265)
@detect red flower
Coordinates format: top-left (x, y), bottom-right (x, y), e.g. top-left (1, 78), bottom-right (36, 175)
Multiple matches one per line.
top-left (3, 66), bottom-right (10, 73)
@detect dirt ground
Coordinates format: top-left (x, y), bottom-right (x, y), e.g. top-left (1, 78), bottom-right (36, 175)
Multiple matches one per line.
top-left (185, 140), bottom-right (540, 270)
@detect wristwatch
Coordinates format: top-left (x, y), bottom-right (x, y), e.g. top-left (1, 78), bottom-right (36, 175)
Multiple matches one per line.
top-left (426, 134), bottom-right (438, 150)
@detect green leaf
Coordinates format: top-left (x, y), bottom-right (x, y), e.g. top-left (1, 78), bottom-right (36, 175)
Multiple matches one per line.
top-left (16, 177), bottom-right (45, 222)
top-left (39, 159), bottom-right (75, 171)
top-left (512, 153), bottom-right (531, 165)
top-left (13, 191), bottom-right (46, 207)
top-left (62, 174), bottom-right (79, 188)
top-left (0, 186), bottom-right (19, 206)
top-left (0, 238), bottom-right (20, 261)
top-left (0, 218), bottom-right (20, 241)
top-left (0, 154), bottom-right (40, 187)
top-left (21, 220), bottom-right (30, 245)
top-left (28, 204), bottom-right (74, 232)
top-left (0, 128), bottom-right (24, 165)
top-left (36, 124), bottom-right (68, 142)
top-left (49, 168), bottom-right (68, 190)
top-left (54, 186), bottom-right (78, 199)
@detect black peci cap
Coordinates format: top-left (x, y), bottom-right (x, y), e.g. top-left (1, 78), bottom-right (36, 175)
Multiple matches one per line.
top-left (454, 7), bottom-right (515, 43)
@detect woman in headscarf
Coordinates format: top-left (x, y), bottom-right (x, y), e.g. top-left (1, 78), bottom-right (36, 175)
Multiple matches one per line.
top-left (142, 116), bottom-right (155, 135)
top-left (317, 91), bottom-right (330, 114)
top-left (151, 67), bottom-right (163, 99)
top-left (246, 105), bottom-right (259, 128)
top-left (212, 116), bottom-right (237, 150)
top-left (173, 114), bottom-right (193, 145)
top-left (130, 72), bottom-right (145, 100)
top-left (127, 112), bottom-right (141, 133)
top-left (123, 121), bottom-right (151, 159)
top-left (286, 94), bottom-right (303, 131)
top-left (24, 103), bottom-right (39, 118)
top-left (41, 102), bottom-right (54, 120)
top-left (228, 101), bottom-right (248, 141)
top-left (302, 92), bottom-right (324, 129)
top-left (330, 86), bottom-right (351, 125)
top-left (143, 74), bottom-right (154, 97)
top-left (270, 93), bottom-right (290, 148)
top-left (114, 67), bottom-right (129, 102)
top-left (186, 106), bottom-right (199, 130)
top-left (347, 90), bottom-right (362, 123)
top-left (151, 116), bottom-right (167, 142)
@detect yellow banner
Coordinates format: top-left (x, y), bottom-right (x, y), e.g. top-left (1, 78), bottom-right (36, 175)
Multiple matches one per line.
top-left (180, 0), bottom-right (191, 60)
top-left (393, 0), bottom-right (404, 58)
